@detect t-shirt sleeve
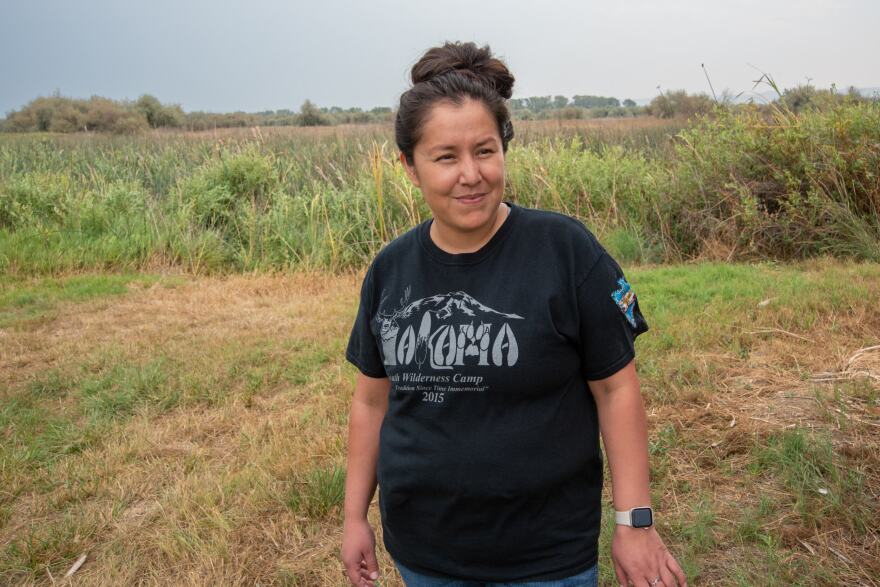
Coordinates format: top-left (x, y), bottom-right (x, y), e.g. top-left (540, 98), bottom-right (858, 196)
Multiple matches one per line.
top-left (577, 252), bottom-right (649, 380)
top-left (345, 265), bottom-right (388, 378)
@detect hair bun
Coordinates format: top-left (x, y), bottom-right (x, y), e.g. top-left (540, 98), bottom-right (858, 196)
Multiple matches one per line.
top-left (411, 41), bottom-right (514, 100)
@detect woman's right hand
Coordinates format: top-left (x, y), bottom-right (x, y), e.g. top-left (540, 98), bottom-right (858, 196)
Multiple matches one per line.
top-left (341, 517), bottom-right (380, 587)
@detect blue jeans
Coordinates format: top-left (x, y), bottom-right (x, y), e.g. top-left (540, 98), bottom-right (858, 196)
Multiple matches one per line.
top-left (393, 559), bottom-right (598, 587)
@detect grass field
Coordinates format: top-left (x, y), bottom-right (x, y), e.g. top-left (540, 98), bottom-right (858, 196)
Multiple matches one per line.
top-left (1, 260), bottom-right (878, 586)
top-left (2, 107), bottom-right (878, 585)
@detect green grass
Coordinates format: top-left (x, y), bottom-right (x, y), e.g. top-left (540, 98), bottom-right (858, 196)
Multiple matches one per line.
top-left (735, 494), bottom-right (776, 544)
top-left (1, 356), bottom-right (175, 507)
top-left (0, 273), bottom-right (181, 327)
top-left (3, 342), bottom-right (334, 464)
top-left (631, 259), bottom-right (878, 349)
top-left (750, 429), bottom-right (871, 533)
top-left (3, 513), bottom-right (100, 577)
top-left (286, 465), bottom-right (347, 519)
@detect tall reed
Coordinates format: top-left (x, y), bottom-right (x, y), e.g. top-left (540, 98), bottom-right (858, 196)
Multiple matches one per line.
top-left (1, 104), bottom-right (877, 276)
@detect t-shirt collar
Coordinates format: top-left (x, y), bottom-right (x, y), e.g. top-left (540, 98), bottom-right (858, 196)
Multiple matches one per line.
top-left (417, 201), bottom-right (519, 266)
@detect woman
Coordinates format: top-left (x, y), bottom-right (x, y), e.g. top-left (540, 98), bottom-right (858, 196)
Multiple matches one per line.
top-left (342, 41), bottom-right (687, 587)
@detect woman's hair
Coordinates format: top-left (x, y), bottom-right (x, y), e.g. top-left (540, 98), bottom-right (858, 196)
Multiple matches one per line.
top-left (395, 41), bottom-right (515, 165)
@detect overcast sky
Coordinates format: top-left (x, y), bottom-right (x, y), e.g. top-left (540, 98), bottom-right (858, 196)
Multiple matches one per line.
top-left (2, 0), bottom-right (877, 115)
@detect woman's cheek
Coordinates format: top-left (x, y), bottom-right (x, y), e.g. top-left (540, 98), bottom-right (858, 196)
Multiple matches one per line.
top-left (483, 160), bottom-right (503, 181)
top-left (439, 169), bottom-right (459, 193)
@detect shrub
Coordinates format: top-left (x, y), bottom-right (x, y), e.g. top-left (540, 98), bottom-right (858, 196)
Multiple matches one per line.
top-left (298, 100), bottom-right (330, 127)
top-left (648, 90), bottom-right (715, 119)
top-left (666, 102), bottom-right (880, 260)
top-left (136, 94), bottom-right (183, 128)
top-left (176, 145), bottom-right (280, 236)
top-left (0, 173), bottom-right (74, 228)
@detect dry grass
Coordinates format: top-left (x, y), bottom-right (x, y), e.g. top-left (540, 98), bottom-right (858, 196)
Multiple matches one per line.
top-left (1, 272), bottom-right (390, 585)
top-left (1, 264), bottom-right (878, 586)
top-left (641, 336), bottom-right (880, 585)
top-left (142, 116), bottom-right (681, 149)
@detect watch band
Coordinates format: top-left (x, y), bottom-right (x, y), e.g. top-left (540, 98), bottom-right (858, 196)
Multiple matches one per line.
top-left (614, 506), bottom-right (653, 528)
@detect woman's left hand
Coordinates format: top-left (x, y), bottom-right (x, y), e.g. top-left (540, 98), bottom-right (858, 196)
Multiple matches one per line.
top-left (611, 525), bottom-right (687, 586)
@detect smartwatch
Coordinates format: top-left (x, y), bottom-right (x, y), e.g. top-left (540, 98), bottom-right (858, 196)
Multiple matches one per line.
top-left (615, 506), bottom-right (653, 529)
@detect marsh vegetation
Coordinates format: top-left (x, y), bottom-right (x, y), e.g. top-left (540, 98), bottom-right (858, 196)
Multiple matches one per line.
top-left (1, 103), bottom-right (878, 585)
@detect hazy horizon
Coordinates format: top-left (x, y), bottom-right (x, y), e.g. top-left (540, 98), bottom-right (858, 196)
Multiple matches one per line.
top-left (3, 0), bottom-right (878, 115)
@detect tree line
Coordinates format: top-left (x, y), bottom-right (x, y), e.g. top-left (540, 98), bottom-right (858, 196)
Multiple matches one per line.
top-left (0, 95), bottom-right (394, 133)
top-left (2, 85), bottom-right (875, 134)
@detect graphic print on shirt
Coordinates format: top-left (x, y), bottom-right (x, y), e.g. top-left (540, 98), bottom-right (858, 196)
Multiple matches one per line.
top-left (611, 277), bottom-right (638, 329)
top-left (375, 286), bottom-right (524, 399)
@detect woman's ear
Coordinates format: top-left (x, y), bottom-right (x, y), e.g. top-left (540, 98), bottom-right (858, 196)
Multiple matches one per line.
top-left (399, 152), bottom-right (421, 188)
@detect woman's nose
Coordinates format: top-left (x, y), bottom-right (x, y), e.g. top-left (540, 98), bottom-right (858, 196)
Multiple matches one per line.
top-left (458, 155), bottom-right (481, 185)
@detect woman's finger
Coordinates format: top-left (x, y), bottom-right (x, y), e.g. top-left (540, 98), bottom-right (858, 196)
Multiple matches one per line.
top-left (658, 564), bottom-right (678, 586)
top-left (666, 553), bottom-right (687, 586)
top-left (346, 557), bottom-right (375, 587)
top-left (357, 567), bottom-right (375, 584)
top-left (613, 558), bottom-right (628, 587)
top-left (343, 559), bottom-right (362, 586)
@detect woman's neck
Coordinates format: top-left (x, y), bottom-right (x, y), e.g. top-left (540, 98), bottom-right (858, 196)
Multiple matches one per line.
top-left (429, 202), bottom-right (510, 254)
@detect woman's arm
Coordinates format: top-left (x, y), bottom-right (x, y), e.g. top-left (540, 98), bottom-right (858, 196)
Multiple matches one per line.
top-left (588, 359), bottom-right (688, 587)
top-left (344, 372), bottom-right (390, 520)
top-left (590, 359), bottom-right (651, 509)
top-left (341, 372), bottom-right (391, 587)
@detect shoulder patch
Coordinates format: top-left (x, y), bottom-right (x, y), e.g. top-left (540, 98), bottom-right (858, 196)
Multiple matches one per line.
top-left (611, 277), bottom-right (638, 328)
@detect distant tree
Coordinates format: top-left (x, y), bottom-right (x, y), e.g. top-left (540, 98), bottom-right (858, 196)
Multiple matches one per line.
top-left (135, 94), bottom-right (182, 128)
top-left (135, 95), bottom-right (163, 127)
top-left (571, 95), bottom-right (620, 109)
top-left (780, 85), bottom-right (819, 112)
top-left (35, 101), bottom-right (55, 131)
top-left (623, 98), bottom-right (637, 108)
top-left (112, 112), bottom-right (150, 134)
top-left (647, 90), bottom-right (713, 118)
top-left (156, 105), bottom-right (183, 128)
top-left (525, 96), bottom-right (553, 112)
top-left (775, 84), bottom-right (869, 112)
top-left (553, 95), bottom-right (569, 109)
top-left (88, 97), bottom-right (148, 132)
top-left (349, 111), bottom-right (373, 123)
top-left (48, 102), bottom-right (85, 132)
top-left (298, 100), bottom-right (330, 126)
top-left (647, 93), bottom-right (676, 119)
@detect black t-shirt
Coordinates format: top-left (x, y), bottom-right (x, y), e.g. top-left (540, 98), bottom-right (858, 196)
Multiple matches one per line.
top-left (346, 201), bottom-right (648, 582)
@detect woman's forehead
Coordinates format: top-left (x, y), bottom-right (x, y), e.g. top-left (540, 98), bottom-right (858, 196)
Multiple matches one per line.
top-left (419, 99), bottom-right (499, 149)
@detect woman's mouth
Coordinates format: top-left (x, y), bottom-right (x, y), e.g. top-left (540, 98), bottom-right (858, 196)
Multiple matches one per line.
top-left (455, 193), bottom-right (486, 204)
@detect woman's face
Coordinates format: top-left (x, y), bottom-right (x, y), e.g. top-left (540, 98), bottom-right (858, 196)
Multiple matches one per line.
top-left (400, 97), bottom-right (505, 241)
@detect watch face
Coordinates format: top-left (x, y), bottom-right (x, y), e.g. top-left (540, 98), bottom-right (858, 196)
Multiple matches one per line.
top-left (631, 507), bottom-right (653, 528)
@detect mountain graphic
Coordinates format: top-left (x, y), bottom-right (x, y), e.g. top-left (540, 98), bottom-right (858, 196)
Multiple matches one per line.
top-left (376, 288), bottom-right (524, 368)
top-left (397, 291), bottom-right (523, 323)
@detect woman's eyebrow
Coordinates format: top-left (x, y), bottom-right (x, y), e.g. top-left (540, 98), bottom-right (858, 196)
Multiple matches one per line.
top-left (428, 137), bottom-right (498, 153)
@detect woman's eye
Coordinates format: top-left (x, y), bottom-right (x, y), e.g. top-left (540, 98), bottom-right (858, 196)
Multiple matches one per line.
top-left (478, 149), bottom-right (494, 156)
